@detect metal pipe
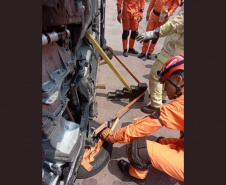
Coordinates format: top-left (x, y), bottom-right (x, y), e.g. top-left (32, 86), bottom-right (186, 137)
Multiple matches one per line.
top-left (107, 46), bottom-right (141, 84)
top-left (85, 31), bottom-right (132, 91)
top-left (42, 29), bottom-right (71, 46)
top-left (100, 0), bottom-right (106, 48)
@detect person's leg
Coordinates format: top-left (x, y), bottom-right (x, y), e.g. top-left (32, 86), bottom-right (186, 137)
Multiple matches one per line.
top-left (122, 17), bottom-right (131, 57)
top-left (141, 59), bottom-right (163, 114)
top-left (121, 137), bottom-right (184, 182)
top-left (146, 19), bottom-right (164, 58)
top-left (118, 137), bottom-right (150, 184)
top-left (149, 60), bottom-right (163, 108)
top-left (138, 13), bottom-right (158, 59)
top-left (146, 140), bottom-right (184, 181)
top-left (139, 14), bottom-right (155, 58)
top-left (147, 38), bottom-right (159, 57)
top-left (128, 14), bottom-right (139, 54)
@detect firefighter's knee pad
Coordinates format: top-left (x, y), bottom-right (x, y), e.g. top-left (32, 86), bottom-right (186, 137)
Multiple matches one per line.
top-left (152, 37), bottom-right (159, 44)
top-left (130, 30), bottom-right (139, 40)
top-left (122, 29), bottom-right (130, 40)
top-left (129, 137), bottom-right (151, 171)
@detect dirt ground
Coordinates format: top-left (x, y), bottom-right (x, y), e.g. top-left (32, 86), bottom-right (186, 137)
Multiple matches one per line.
top-left (77, 1), bottom-right (183, 185)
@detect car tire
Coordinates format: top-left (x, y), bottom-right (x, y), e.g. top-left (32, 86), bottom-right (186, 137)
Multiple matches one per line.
top-left (76, 121), bottom-right (112, 179)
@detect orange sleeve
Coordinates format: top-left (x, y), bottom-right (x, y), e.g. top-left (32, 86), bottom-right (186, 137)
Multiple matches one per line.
top-left (117, 0), bottom-right (123, 10)
top-left (113, 116), bottom-right (162, 143)
top-left (147, 0), bottom-right (156, 15)
top-left (159, 95), bottom-right (184, 131)
top-left (168, 0), bottom-right (180, 16)
top-left (140, 0), bottom-right (145, 10)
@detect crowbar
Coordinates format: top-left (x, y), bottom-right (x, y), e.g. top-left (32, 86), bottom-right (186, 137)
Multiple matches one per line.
top-left (94, 91), bottom-right (146, 135)
top-left (85, 31), bottom-right (132, 91)
top-left (106, 46), bottom-right (140, 84)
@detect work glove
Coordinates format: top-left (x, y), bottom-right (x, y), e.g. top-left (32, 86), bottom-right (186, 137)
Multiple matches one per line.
top-left (136, 28), bottom-right (160, 43)
top-left (146, 14), bottom-right (149, 22)
top-left (117, 13), bottom-right (122, 23)
top-left (138, 12), bottom-right (143, 22)
top-left (101, 128), bottom-right (116, 144)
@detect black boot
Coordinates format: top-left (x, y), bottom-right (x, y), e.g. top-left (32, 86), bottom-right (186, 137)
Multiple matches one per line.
top-left (118, 160), bottom-right (146, 185)
top-left (128, 48), bottom-right (138, 54)
top-left (123, 49), bottom-right (128, 57)
top-left (138, 53), bottom-right (146, 58)
top-left (147, 53), bottom-right (152, 59)
top-left (141, 105), bottom-right (159, 114)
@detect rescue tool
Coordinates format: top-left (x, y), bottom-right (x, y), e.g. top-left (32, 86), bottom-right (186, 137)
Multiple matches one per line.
top-left (80, 91), bottom-right (146, 171)
top-left (85, 31), bottom-right (147, 101)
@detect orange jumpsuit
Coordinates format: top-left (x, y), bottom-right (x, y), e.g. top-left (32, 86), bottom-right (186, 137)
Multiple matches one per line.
top-left (112, 92), bottom-right (184, 181)
top-left (142, 0), bottom-right (179, 55)
top-left (117, 0), bottom-right (145, 50)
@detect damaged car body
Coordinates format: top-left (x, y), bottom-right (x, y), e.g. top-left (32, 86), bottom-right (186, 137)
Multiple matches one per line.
top-left (42, 0), bottom-right (111, 185)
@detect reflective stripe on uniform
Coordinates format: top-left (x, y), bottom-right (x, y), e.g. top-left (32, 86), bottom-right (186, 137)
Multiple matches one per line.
top-left (151, 93), bottom-right (162, 100)
top-left (175, 48), bottom-right (184, 55)
top-left (163, 22), bottom-right (172, 34)
top-left (157, 54), bottom-right (168, 64)
top-left (163, 25), bottom-right (167, 32)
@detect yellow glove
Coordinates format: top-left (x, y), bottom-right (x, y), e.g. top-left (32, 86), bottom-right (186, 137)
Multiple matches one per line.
top-left (138, 12), bottom-right (143, 22)
top-left (101, 128), bottom-right (116, 144)
top-left (117, 13), bottom-right (122, 23)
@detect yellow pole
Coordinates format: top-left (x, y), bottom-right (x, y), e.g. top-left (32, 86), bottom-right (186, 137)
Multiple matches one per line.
top-left (85, 31), bottom-right (132, 91)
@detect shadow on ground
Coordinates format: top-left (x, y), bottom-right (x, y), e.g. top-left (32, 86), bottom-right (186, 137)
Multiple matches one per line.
top-left (145, 64), bottom-right (153, 68)
top-left (143, 74), bottom-right (149, 79)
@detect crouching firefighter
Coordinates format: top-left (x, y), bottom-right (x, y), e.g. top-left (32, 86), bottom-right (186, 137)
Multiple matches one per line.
top-left (101, 54), bottom-right (184, 184)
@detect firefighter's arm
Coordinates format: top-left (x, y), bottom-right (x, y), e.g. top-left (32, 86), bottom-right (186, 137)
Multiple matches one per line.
top-left (168, 0), bottom-right (180, 16)
top-left (117, 0), bottom-right (123, 11)
top-left (159, 98), bottom-right (184, 131)
top-left (147, 0), bottom-right (156, 16)
top-left (159, 4), bottom-right (184, 37)
top-left (112, 116), bottom-right (162, 143)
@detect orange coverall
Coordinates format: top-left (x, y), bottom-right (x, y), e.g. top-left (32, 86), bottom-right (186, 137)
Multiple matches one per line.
top-left (142, 0), bottom-right (179, 54)
top-left (112, 92), bottom-right (184, 181)
top-left (117, 0), bottom-right (145, 50)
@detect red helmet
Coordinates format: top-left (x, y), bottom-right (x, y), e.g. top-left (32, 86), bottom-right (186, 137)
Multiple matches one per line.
top-left (158, 53), bottom-right (184, 84)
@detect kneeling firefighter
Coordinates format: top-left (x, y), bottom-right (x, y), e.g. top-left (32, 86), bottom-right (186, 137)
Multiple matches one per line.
top-left (117, 0), bottom-right (145, 57)
top-left (101, 54), bottom-right (184, 184)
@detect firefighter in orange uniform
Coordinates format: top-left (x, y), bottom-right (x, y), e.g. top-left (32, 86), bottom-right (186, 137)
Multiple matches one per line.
top-left (117, 0), bottom-right (145, 57)
top-left (101, 54), bottom-right (184, 184)
top-left (138, 0), bottom-right (179, 59)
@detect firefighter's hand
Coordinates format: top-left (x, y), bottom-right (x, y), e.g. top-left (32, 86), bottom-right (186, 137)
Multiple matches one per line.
top-left (117, 13), bottom-right (122, 23)
top-left (136, 31), bottom-right (158, 43)
top-left (101, 128), bottom-right (116, 144)
top-left (138, 12), bottom-right (143, 22)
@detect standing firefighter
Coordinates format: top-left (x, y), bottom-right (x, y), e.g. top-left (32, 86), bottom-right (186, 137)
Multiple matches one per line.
top-left (136, 4), bottom-right (184, 114)
top-left (101, 54), bottom-right (184, 184)
top-left (138, 0), bottom-right (179, 59)
top-left (117, 0), bottom-right (145, 57)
